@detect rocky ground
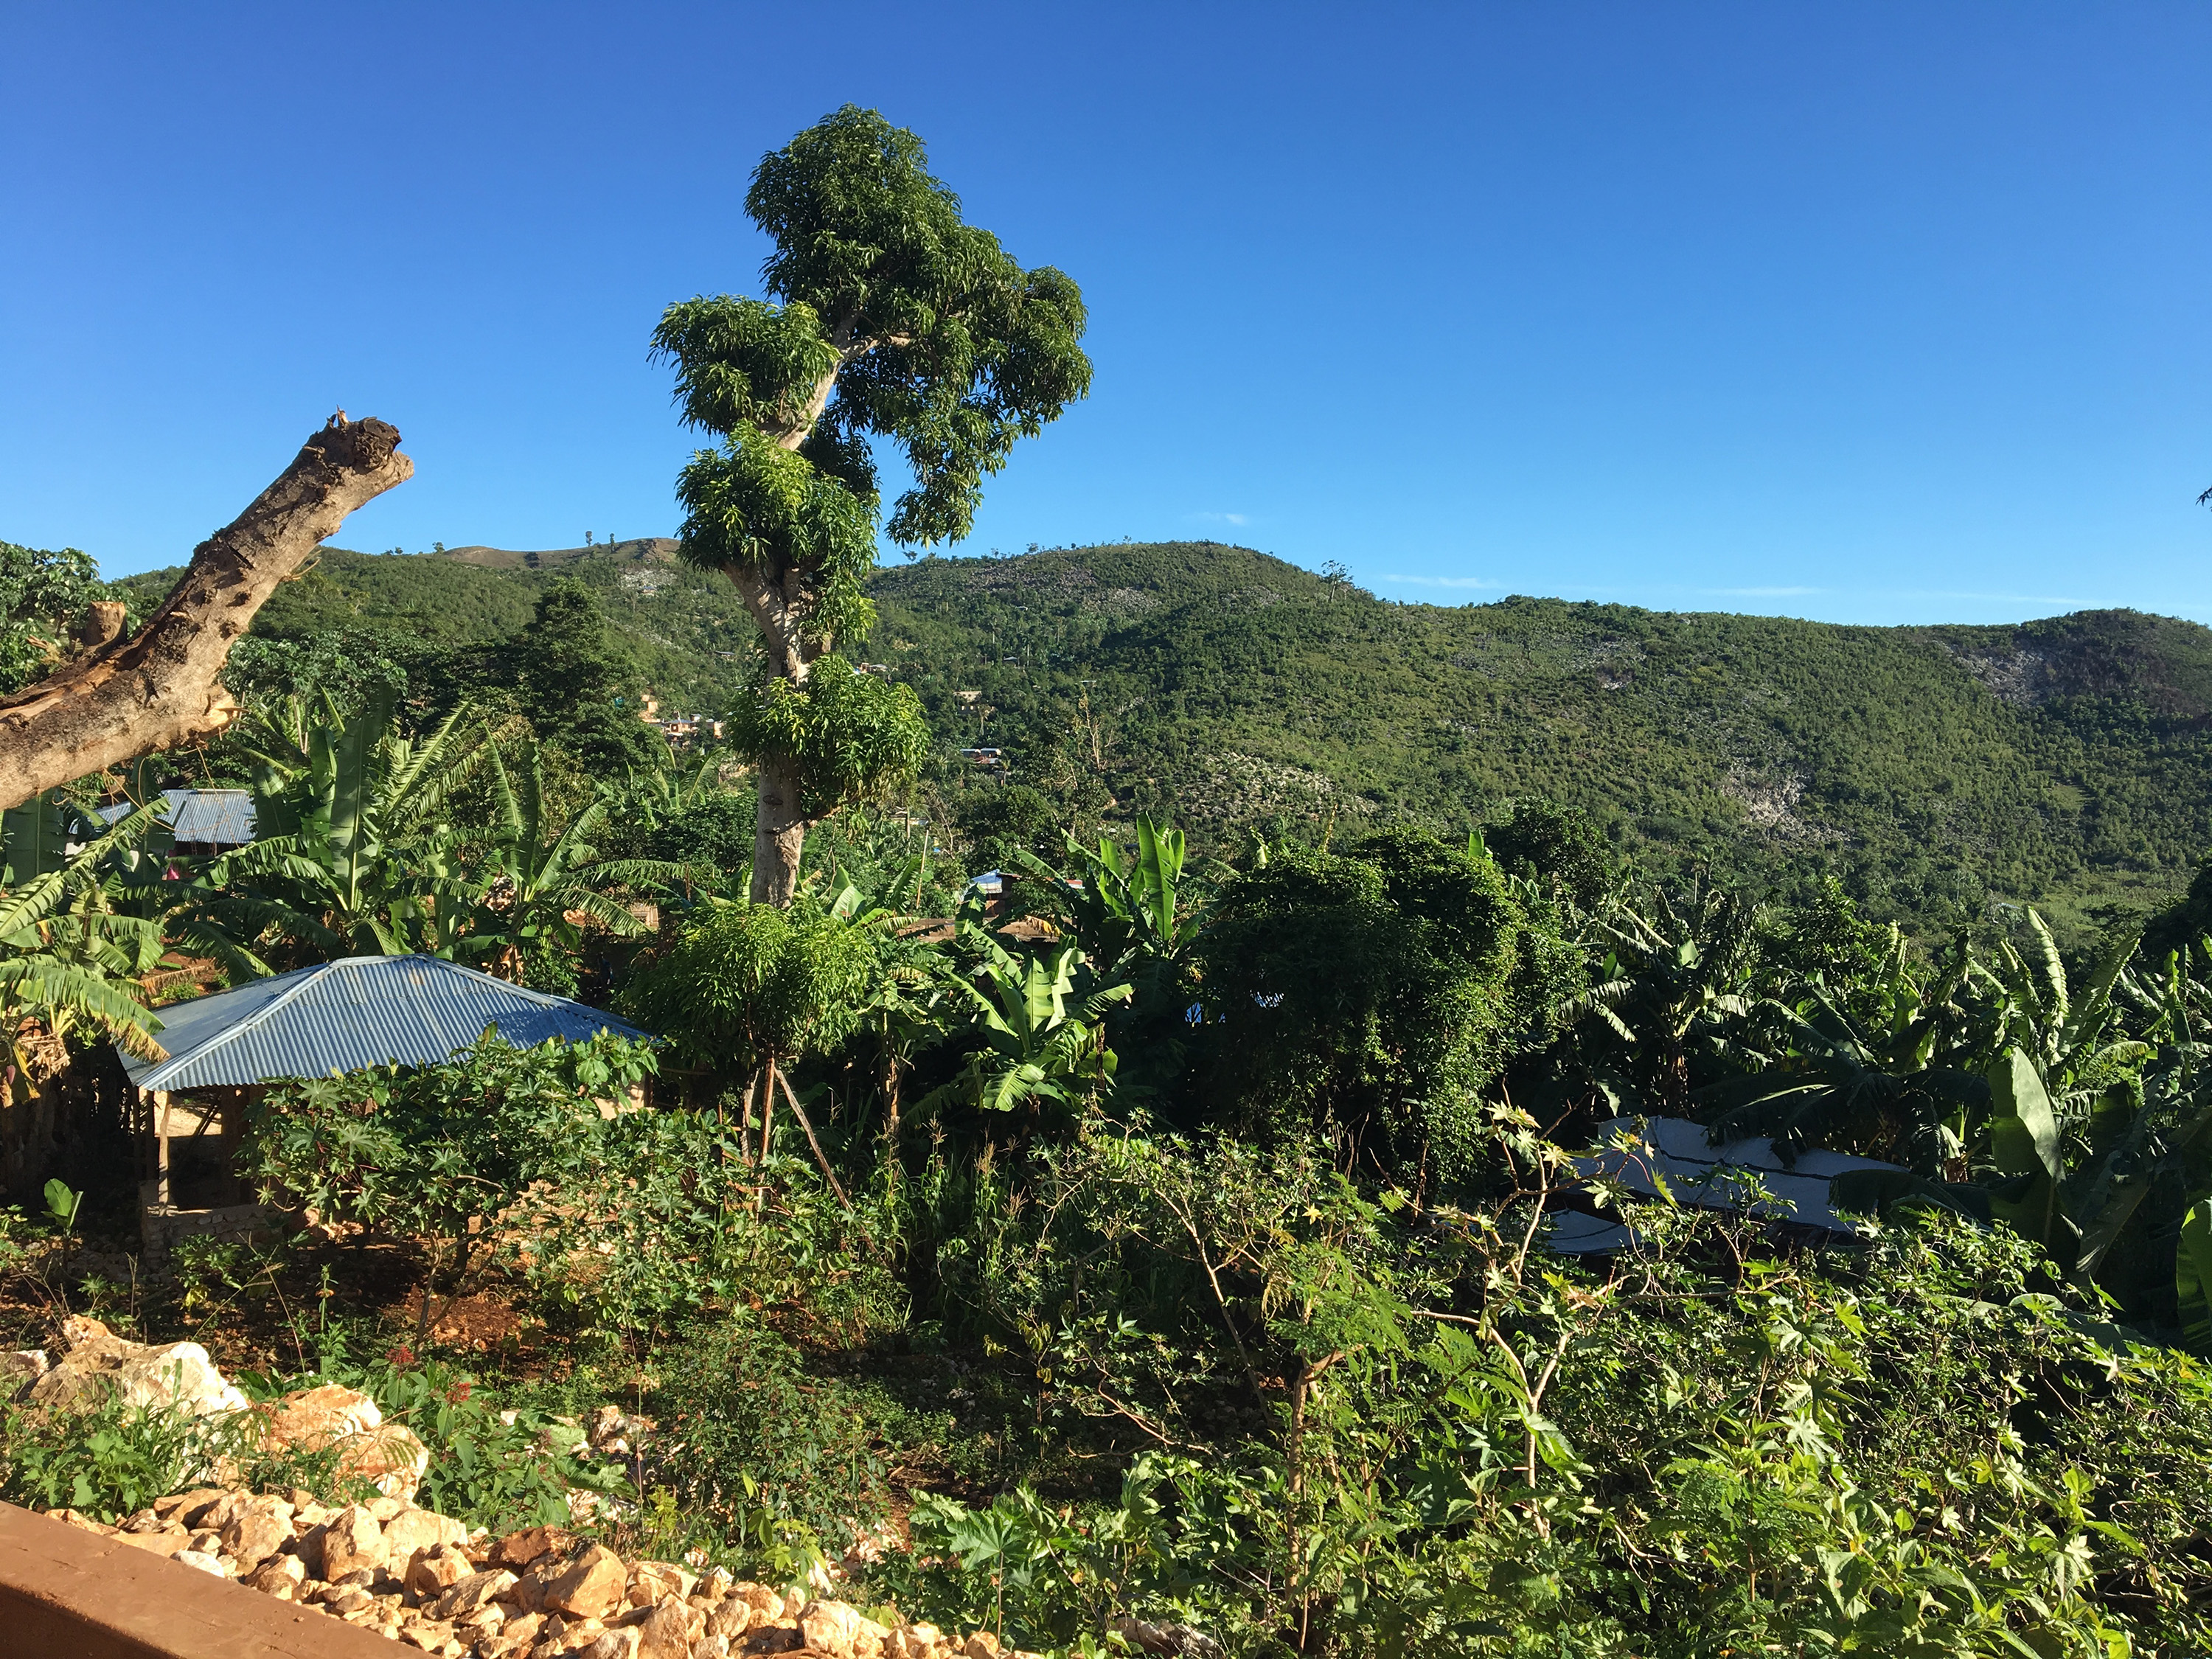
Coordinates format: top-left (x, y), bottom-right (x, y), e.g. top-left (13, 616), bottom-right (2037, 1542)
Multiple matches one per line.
top-left (49, 1496), bottom-right (1002, 1659)
top-left (9, 1317), bottom-right (1061, 1659)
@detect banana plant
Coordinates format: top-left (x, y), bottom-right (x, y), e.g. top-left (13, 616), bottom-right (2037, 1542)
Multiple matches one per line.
top-left (2177, 1198), bottom-right (2212, 1353)
top-left (197, 690), bottom-right (490, 965)
top-left (920, 928), bottom-right (1133, 1119)
top-left (1698, 987), bottom-right (1991, 1172)
top-left (1019, 815), bottom-right (1196, 997)
top-left (619, 754), bottom-right (721, 835)
top-left (1555, 887), bottom-right (1770, 1113)
top-left (458, 745), bottom-right (684, 990)
top-left (0, 802), bottom-right (172, 1071)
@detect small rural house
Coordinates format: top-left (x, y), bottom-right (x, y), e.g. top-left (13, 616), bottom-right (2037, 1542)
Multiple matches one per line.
top-left (95, 787), bottom-right (257, 855)
top-left (124, 954), bottom-right (650, 1256)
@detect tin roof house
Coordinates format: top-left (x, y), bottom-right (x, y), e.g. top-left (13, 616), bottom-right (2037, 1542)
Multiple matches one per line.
top-left (128, 955), bottom-right (650, 1256)
top-left (95, 788), bottom-right (257, 855)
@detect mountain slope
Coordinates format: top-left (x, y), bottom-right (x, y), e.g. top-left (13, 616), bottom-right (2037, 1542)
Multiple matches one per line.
top-left (116, 538), bottom-right (759, 714)
top-left (866, 543), bottom-right (2212, 939)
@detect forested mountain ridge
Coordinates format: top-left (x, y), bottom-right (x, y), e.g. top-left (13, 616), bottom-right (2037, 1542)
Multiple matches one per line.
top-left (866, 541), bottom-right (2212, 941)
top-left (107, 536), bottom-right (2212, 940)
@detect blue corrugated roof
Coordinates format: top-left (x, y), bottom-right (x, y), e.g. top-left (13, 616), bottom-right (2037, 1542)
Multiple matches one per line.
top-left (122, 955), bottom-right (653, 1091)
top-left (97, 790), bottom-right (256, 847)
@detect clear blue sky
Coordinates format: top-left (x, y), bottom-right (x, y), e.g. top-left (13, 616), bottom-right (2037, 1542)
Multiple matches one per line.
top-left (4, 3), bottom-right (2208, 625)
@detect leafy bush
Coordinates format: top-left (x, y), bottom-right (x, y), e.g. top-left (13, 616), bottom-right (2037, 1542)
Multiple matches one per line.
top-left (0, 1391), bottom-right (225, 1521)
top-left (641, 1316), bottom-right (891, 1548)
top-left (364, 1359), bottom-right (627, 1531)
top-left (246, 1030), bottom-right (656, 1342)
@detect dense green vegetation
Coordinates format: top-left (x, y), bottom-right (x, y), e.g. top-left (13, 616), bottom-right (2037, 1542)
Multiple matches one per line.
top-left (111, 538), bottom-right (762, 718)
top-left (16, 521), bottom-right (2212, 1652)
top-left (12, 636), bottom-right (2212, 1649)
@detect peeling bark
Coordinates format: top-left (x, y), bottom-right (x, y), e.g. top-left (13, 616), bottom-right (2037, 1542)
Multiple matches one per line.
top-left (0, 416), bottom-right (411, 813)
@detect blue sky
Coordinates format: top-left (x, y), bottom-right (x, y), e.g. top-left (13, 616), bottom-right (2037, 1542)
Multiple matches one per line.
top-left (4, 3), bottom-right (2207, 625)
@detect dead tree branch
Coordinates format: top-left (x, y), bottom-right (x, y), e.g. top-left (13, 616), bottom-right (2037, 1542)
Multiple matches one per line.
top-left (0, 414), bottom-right (412, 811)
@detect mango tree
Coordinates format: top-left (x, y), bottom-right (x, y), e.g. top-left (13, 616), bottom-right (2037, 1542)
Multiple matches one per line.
top-left (651, 105), bottom-right (1091, 905)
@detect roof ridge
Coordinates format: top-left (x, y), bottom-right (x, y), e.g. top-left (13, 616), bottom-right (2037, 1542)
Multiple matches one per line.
top-left (133, 959), bottom-right (333, 1088)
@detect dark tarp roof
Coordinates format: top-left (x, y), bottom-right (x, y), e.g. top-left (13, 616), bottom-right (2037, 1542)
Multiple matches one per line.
top-left (1549, 1116), bottom-right (1904, 1253)
top-left (123, 955), bottom-right (652, 1092)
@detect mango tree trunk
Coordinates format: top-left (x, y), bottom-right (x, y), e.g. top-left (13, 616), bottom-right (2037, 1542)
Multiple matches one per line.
top-left (752, 752), bottom-right (808, 905)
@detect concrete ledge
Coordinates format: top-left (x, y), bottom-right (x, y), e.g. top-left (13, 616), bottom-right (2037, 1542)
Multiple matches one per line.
top-left (0, 1501), bottom-right (400, 1658)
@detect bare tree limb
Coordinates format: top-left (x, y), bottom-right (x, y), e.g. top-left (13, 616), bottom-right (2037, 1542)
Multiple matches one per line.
top-left (0, 414), bottom-right (412, 813)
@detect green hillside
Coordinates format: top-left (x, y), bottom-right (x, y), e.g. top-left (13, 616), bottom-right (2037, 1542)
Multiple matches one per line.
top-left (869, 543), bottom-right (2212, 942)
top-left (111, 537), bottom-right (2212, 939)
top-left (114, 538), bottom-right (761, 715)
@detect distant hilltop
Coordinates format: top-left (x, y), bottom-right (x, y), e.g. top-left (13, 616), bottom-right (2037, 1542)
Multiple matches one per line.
top-left (435, 538), bottom-right (681, 571)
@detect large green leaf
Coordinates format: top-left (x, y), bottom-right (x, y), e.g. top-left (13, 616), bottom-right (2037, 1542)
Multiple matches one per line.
top-left (2177, 1198), bottom-right (2212, 1354)
top-left (1, 792), bottom-right (80, 884)
top-left (1987, 1047), bottom-right (2062, 1182)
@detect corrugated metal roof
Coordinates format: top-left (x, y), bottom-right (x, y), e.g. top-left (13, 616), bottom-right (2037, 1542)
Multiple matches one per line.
top-left (97, 790), bottom-right (256, 847)
top-left (1551, 1116), bottom-right (1904, 1253)
top-left (122, 955), bottom-right (653, 1091)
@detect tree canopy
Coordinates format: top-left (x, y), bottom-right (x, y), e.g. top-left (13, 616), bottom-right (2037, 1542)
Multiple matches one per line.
top-left (653, 105), bottom-right (1090, 904)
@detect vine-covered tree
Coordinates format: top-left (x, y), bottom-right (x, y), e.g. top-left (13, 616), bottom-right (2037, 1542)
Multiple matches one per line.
top-left (653, 105), bottom-right (1091, 904)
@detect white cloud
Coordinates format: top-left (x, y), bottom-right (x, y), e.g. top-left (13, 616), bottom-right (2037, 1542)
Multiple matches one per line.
top-left (1190, 511), bottom-right (1249, 526)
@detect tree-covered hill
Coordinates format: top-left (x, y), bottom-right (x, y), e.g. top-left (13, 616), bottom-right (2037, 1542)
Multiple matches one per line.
top-left (868, 542), bottom-right (2212, 942)
top-left (105, 535), bottom-right (2212, 939)
top-left (114, 538), bottom-right (758, 715)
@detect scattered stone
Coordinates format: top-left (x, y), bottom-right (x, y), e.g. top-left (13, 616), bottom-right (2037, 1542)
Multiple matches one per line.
top-left (153, 1487), bottom-right (224, 1526)
top-left (489, 1523), bottom-right (571, 1568)
top-left (257, 1381), bottom-right (381, 1444)
top-left (325, 1584), bottom-right (376, 1616)
top-left (114, 1526), bottom-right (194, 1558)
top-left (255, 1380), bottom-right (431, 1503)
top-left (208, 1490), bottom-right (294, 1571)
top-left (407, 1540), bottom-right (476, 1599)
top-left (631, 1598), bottom-right (700, 1659)
top-left (49, 1509), bottom-right (117, 1534)
top-left (545, 1542), bottom-right (631, 1621)
top-left (384, 1504), bottom-right (472, 1562)
top-left (314, 1502), bottom-right (385, 1580)
top-left (29, 1466), bottom-right (1116, 1659)
top-left (28, 1316), bottom-right (248, 1418)
top-left (706, 1598), bottom-right (751, 1641)
top-left (801, 1599), bottom-right (891, 1658)
top-left (243, 1554), bottom-right (308, 1599)
top-left (432, 1568), bottom-right (518, 1621)
top-left (627, 1559), bottom-right (694, 1607)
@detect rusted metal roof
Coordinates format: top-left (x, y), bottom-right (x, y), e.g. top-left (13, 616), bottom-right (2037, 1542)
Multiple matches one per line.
top-left (121, 955), bottom-right (651, 1092)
